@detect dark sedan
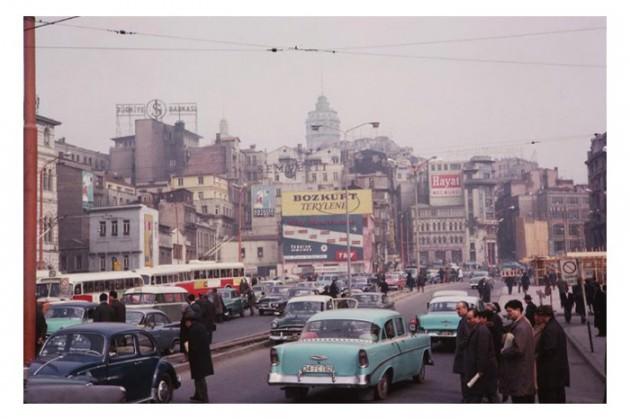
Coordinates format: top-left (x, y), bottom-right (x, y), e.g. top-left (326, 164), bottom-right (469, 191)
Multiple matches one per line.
top-left (125, 308), bottom-right (181, 355)
top-left (27, 322), bottom-right (181, 403)
top-left (257, 287), bottom-right (291, 315)
top-left (353, 292), bottom-right (395, 310)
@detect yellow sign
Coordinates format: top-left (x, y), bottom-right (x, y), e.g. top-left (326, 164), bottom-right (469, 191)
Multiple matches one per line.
top-left (282, 189), bottom-right (373, 216)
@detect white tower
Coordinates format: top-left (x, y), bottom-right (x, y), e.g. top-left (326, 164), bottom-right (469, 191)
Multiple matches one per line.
top-left (219, 118), bottom-right (230, 139)
top-left (305, 95), bottom-right (341, 150)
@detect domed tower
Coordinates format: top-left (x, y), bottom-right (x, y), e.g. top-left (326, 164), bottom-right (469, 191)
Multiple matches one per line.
top-left (305, 95), bottom-right (341, 150)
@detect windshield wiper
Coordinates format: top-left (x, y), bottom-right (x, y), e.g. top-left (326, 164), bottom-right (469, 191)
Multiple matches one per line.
top-left (33, 353), bottom-right (66, 376)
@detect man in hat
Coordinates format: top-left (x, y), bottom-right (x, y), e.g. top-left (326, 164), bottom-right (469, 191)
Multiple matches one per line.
top-left (523, 295), bottom-right (537, 326)
top-left (182, 310), bottom-right (213, 403)
top-left (535, 305), bottom-right (570, 403)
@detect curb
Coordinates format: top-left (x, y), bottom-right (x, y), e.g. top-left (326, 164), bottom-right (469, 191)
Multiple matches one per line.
top-left (563, 327), bottom-right (606, 383)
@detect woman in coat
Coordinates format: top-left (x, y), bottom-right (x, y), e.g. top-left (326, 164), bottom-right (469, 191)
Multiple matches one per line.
top-left (183, 311), bottom-right (214, 403)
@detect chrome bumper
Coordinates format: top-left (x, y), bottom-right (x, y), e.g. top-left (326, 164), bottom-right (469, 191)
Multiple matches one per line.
top-left (268, 372), bottom-right (370, 387)
top-left (269, 329), bottom-right (301, 342)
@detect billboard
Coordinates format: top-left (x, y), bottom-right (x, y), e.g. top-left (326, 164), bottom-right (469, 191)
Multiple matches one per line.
top-left (144, 214), bottom-right (154, 267)
top-left (81, 171), bottom-right (94, 209)
top-left (251, 185), bottom-right (276, 217)
top-left (282, 189), bottom-right (373, 216)
top-left (282, 214), bottom-right (364, 262)
top-left (430, 172), bottom-right (462, 197)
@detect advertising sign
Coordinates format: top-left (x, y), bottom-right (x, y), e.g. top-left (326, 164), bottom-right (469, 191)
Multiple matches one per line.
top-left (560, 258), bottom-right (579, 286)
top-left (81, 171), bottom-right (94, 209)
top-left (282, 189), bottom-right (373, 216)
top-left (430, 173), bottom-right (462, 197)
top-left (282, 214), bottom-right (364, 262)
top-left (252, 185), bottom-right (276, 217)
top-left (144, 214), bottom-right (154, 267)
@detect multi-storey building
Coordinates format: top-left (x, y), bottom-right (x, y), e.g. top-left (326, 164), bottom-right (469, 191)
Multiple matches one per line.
top-left (413, 205), bottom-right (466, 265)
top-left (55, 137), bottom-right (110, 172)
top-left (88, 204), bottom-right (159, 272)
top-left (37, 114), bottom-right (61, 271)
top-left (585, 132), bottom-right (606, 250)
top-left (241, 144), bottom-right (267, 183)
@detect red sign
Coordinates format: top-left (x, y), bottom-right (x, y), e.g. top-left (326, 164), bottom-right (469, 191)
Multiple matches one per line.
top-left (335, 250), bottom-right (358, 261)
top-left (430, 174), bottom-right (462, 197)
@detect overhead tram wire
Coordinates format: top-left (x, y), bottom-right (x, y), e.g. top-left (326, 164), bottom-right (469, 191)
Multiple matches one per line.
top-left (26, 16), bottom-right (80, 31)
top-left (331, 26), bottom-right (607, 50)
top-left (35, 46), bottom-right (267, 53)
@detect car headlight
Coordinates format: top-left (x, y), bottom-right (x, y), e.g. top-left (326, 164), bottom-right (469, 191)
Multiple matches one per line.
top-left (271, 319), bottom-right (279, 329)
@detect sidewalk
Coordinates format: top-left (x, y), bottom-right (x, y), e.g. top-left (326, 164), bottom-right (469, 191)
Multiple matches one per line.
top-left (495, 284), bottom-right (606, 382)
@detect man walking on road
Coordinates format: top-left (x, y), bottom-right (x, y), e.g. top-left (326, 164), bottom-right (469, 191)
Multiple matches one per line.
top-left (593, 281), bottom-right (606, 337)
top-left (505, 277), bottom-right (514, 295)
top-left (93, 293), bottom-right (115, 322)
top-left (523, 295), bottom-right (537, 325)
top-left (463, 309), bottom-right (498, 403)
top-left (417, 270), bottom-right (426, 293)
top-left (535, 305), bottom-right (570, 403)
top-left (183, 310), bottom-right (214, 403)
top-left (453, 301), bottom-right (471, 402)
top-left (109, 290), bottom-right (126, 323)
top-left (500, 299), bottom-right (536, 403)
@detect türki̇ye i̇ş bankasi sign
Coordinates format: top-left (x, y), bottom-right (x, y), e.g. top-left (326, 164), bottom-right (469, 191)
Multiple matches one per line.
top-left (281, 189), bottom-right (373, 216)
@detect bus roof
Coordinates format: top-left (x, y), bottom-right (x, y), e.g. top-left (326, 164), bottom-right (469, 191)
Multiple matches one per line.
top-left (124, 286), bottom-right (188, 294)
top-left (54, 271), bottom-right (142, 282)
top-left (134, 265), bottom-right (192, 275)
top-left (186, 261), bottom-right (245, 269)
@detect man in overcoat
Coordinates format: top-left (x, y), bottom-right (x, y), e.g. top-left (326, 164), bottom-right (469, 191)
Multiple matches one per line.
top-left (93, 293), bottom-right (115, 322)
top-left (109, 290), bottom-right (126, 323)
top-left (500, 299), bottom-right (536, 403)
top-left (453, 301), bottom-right (471, 401)
top-left (183, 310), bottom-right (214, 403)
top-left (534, 305), bottom-right (570, 403)
top-left (463, 309), bottom-right (498, 403)
top-left (593, 282), bottom-right (606, 337)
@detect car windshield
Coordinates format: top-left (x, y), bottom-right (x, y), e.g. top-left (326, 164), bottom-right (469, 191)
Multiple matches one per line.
top-left (123, 293), bottom-right (156, 304)
top-left (45, 306), bottom-right (85, 320)
top-left (36, 284), bottom-right (49, 299)
top-left (125, 311), bottom-right (144, 324)
top-left (270, 287), bottom-right (290, 296)
top-left (289, 289), bottom-right (313, 298)
top-left (219, 290), bottom-right (234, 299)
top-left (41, 333), bottom-right (105, 358)
top-left (286, 301), bottom-right (324, 314)
top-left (49, 283), bottom-right (61, 297)
top-left (429, 301), bottom-right (459, 312)
top-left (301, 319), bottom-right (380, 342)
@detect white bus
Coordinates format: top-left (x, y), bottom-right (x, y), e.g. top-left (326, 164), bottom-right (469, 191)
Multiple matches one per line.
top-left (36, 271), bottom-right (144, 303)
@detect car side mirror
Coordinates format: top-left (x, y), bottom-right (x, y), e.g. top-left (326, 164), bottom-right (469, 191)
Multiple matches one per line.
top-left (408, 321), bottom-right (418, 334)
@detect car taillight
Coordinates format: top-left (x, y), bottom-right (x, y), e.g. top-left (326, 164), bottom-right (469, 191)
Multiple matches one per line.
top-left (358, 349), bottom-right (369, 368)
top-left (270, 348), bottom-right (279, 366)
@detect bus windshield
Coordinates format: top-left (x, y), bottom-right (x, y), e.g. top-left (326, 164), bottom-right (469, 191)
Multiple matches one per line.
top-left (36, 284), bottom-right (49, 299)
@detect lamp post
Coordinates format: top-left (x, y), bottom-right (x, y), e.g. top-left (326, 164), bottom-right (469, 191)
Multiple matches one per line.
top-left (311, 121), bottom-right (380, 292)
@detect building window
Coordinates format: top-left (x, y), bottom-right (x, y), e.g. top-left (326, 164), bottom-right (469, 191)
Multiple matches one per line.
top-left (257, 247), bottom-right (263, 258)
top-left (552, 224), bottom-right (565, 236)
top-left (111, 220), bottom-right (118, 236)
top-left (569, 224), bottom-right (580, 236)
top-left (173, 244), bottom-right (183, 260)
top-left (323, 173), bottom-right (328, 182)
top-left (100, 255), bottom-right (106, 271)
top-left (123, 255), bottom-right (129, 270)
top-left (177, 177), bottom-right (184, 186)
top-left (169, 160), bottom-right (176, 167)
top-left (198, 176), bottom-right (204, 185)
top-left (99, 221), bottom-right (106, 237)
top-left (43, 128), bottom-right (51, 146)
top-left (112, 257), bottom-right (118, 270)
top-left (198, 192), bottom-right (204, 200)
top-left (333, 172), bottom-right (339, 181)
top-left (75, 255), bottom-right (82, 271)
top-left (554, 241), bottom-right (566, 252)
top-left (202, 205), bottom-right (208, 214)
top-left (123, 220), bottom-right (130, 236)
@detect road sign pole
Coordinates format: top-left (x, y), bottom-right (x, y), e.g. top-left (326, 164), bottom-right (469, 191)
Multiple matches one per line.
top-left (576, 259), bottom-right (595, 353)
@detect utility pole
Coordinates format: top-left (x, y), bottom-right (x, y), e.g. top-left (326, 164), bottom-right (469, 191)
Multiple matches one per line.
top-left (24, 16), bottom-right (37, 365)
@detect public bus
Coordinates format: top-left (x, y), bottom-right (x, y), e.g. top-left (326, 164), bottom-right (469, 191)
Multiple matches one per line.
top-left (36, 270), bottom-right (71, 303)
top-left (36, 271), bottom-right (144, 303)
top-left (123, 285), bottom-right (188, 321)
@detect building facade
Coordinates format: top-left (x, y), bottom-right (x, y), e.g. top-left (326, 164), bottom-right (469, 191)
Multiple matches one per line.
top-left (585, 132), bottom-right (606, 250)
top-left (88, 204), bottom-right (159, 272)
top-left (55, 137), bottom-right (110, 172)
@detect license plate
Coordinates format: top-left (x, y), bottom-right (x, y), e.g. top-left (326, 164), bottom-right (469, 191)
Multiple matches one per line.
top-left (302, 364), bottom-right (334, 374)
top-left (439, 331), bottom-right (454, 336)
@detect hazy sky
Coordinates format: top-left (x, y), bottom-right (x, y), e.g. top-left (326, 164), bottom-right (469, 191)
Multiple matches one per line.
top-left (35, 16), bottom-right (606, 183)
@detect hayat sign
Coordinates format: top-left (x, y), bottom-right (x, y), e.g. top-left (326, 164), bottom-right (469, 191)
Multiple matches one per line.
top-left (430, 173), bottom-right (462, 197)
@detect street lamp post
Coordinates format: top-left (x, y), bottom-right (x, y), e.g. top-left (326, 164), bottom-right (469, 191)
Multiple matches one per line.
top-left (311, 121), bottom-right (380, 293)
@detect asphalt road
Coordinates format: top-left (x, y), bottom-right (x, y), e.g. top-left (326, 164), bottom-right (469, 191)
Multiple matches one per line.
top-left (173, 282), bottom-right (605, 403)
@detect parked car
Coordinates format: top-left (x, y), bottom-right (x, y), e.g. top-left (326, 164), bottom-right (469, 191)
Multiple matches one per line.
top-left (270, 295), bottom-right (336, 342)
top-left (349, 276), bottom-right (377, 292)
top-left (27, 323), bottom-right (181, 403)
top-left (217, 288), bottom-right (245, 319)
top-left (44, 301), bottom-right (97, 337)
top-left (268, 309), bottom-right (433, 401)
top-left (125, 308), bottom-right (181, 355)
top-left (385, 273), bottom-right (404, 290)
top-left (257, 287), bottom-right (291, 316)
top-left (288, 287), bottom-right (318, 299)
top-left (353, 292), bottom-right (394, 310)
top-left (418, 295), bottom-right (482, 346)
top-left (468, 270), bottom-right (490, 289)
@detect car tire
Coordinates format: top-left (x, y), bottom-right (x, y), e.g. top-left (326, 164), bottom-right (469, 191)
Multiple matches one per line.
top-left (413, 360), bottom-right (426, 384)
top-left (374, 371), bottom-right (391, 400)
top-left (169, 339), bottom-right (180, 355)
top-left (284, 387), bottom-right (308, 401)
top-left (153, 374), bottom-right (173, 403)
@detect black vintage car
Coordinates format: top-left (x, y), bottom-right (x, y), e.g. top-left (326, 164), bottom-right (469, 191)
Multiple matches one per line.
top-left (125, 308), bottom-right (181, 355)
top-left (27, 323), bottom-right (181, 403)
top-left (256, 287), bottom-right (291, 315)
top-left (353, 292), bottom-right (395, 310)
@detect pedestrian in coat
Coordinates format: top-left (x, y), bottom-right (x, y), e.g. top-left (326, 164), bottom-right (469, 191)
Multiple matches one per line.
top-left (208, 289), bottom-right (225, 323)
top-left (593, 282), bottom-right (606, 337)
top-left (195, 294), bottom-right (216, 344)
top-left (500, 299), bottom-right (536, 403)
top-left (572, 280), bottom-right (586, 324)
top-left (563, 291), bottom-right (575, 324)
top-left (585, 278), bottom-right (596, 314)
top-left (521, 273), bottom-right (530, 295)
top-left (417, 270), bottom-right (426, 293)
top-left (247, 287), bottom-right (257, 316)
top-left (481, 279), bottom-right (492, 303)
top-left (36, 301), bottom-right (47, 354)
top-left (557, 277), bottom-right (568, 308)
top-left (453, 301), bottom-right (471, 402)
top-left (406, 271), bottom-right (414, 292)
top-left (549, 271), bottom-right (558, 290)
top-left (505, 277), bottom-right (514, 295)
top-left (109, 290), bottom-right (126, 323)
top-left (463, 309), bottom-right (498, 403)
top-left (379, 278), bottom-right (388, 295)
top-left (182, 310), bottom-right (214, 403)
top-left (93, 293), bottom-right (115, 322)
top-left (535, 305), bottom-right (570, 403)
top-left (438, 268), bottom-right (445, 283)
top-left (523, 295), bottom-right (537, 326)
top-left (477, 279), bottom-right (486, 299)
top-left (329, 280), bottom-right (339, 298)
top-left (482, 305), bottom-right (504, 359)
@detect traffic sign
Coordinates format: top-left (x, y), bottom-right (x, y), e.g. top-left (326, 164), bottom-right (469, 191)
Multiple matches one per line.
top-left (560, 258), bottom-right (579, 286)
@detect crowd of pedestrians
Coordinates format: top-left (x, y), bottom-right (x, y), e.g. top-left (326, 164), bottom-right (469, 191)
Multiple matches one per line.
top-left (453, 294), bottom-right (571, 403)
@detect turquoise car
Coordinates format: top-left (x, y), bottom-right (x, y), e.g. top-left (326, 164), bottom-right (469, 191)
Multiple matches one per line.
top-left (44, 301), bottom-right (97, 337)
top-left (268, 309), bottom-right (433, 401)
top-left (419, 295), bottom-right (482, 344)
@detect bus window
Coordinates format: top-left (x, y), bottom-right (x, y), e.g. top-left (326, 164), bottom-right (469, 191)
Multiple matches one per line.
top-left (95, 281), bottom-right (105, 292)
top-left (134, 278), bottom-right (142, 287)
top-left (155, 293), bottom-right (165, 304)
top-left (74, 283), bottom-right (82, 295)
top-left (142, 275), bottom-right (150, 285)
top-left (164, 293), bottom-right (174, 303)
top-left (174, 293), bottom-right (183, 302)
top-left (125, 278), bottom-right (133, 288)
top-left (221, 269), bottom-right (228, 277)
top-left (116, 279), bottom-right (124, 290)
top-left (237, 268), bottom-right (244, 276)
top-left (194, 270), bottom-right (200, 280)
top-left (84, 282), bottom-right (94, 293)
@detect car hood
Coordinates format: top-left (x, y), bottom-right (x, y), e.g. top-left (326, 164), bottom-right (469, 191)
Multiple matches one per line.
top-left (45, 318), bottom-right (84, 334)
top-left (28, 354), bottom-right (104, 378)
top-left (275, 312), bottom-right (317, 328)
top-left (419, 312), bottom-right (460, 330)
